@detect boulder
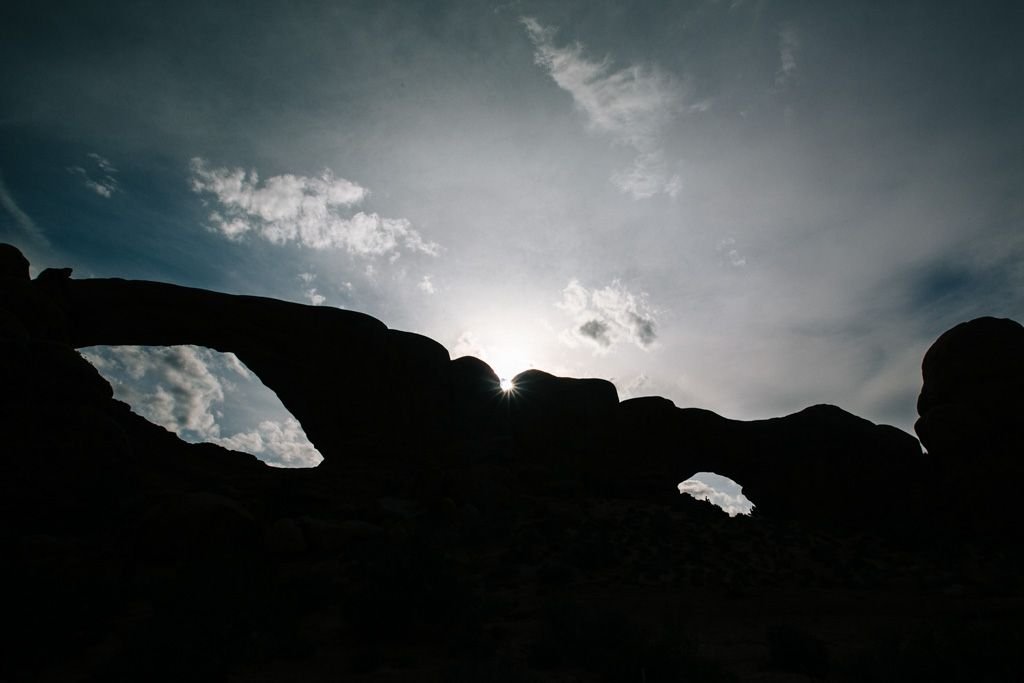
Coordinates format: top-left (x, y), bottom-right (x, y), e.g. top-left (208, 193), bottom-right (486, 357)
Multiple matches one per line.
top-left (915, 316), bottom-right (1024, 460)
top-left (915, 317), bottom-right (1024, 541)
top-left (0, 243), bottom-right (29, 281)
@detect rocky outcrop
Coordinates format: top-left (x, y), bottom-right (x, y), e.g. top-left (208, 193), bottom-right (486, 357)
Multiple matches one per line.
top-left (614, 399), bottom-right (925, 530)
top-left (915, 316), bottom-right (1024, 460)
top-left (0, 242), bottom-right (932, 534)
top-left (509, 369), bottom-right (620, 460)
top-left (915, 316), bottom-right (1024, 540)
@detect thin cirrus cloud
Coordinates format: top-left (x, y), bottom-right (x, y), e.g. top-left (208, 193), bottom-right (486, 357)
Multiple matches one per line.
top-left (0, 172), bottom-right (48, 245)
top-left (522, 16), bottom-right (694, 199)
top-left (775, 23), bottom-right (800, 88)
top-left (558, 278), bottom-right (658, 352)
top-left (189, 158), bottom-right (440, 258)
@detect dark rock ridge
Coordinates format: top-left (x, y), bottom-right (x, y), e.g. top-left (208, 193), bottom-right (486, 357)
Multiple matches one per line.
top-left (4, 242), bottom-right (1024, 681)
top-left (2, 244), bottom-right (929, 532)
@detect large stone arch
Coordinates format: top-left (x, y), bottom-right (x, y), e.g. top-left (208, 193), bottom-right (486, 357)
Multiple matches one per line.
top-left (28, 273), bottom-right (479, 461)
top-left (3, 244), bottom-right (929, 533)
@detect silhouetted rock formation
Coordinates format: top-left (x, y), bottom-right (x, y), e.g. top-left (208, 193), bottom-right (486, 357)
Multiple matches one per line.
top-left (509, 369), bottom-right (619, 466)
top-left (0, 242), bottom-right (29, 280)
top-left (916, 316), bottom-right (1024, 460)
top-left (613, 399), bottom-right (924, 531)
top-left (0, 243), bottom-right (928, 532)
top-left (915, 316), bottom-right (1024, 540)
top-left (4, 241), bottom-right (1023, 682)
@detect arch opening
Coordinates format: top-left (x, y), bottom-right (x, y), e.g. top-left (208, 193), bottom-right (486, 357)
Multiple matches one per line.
top-left (81, 345), bottom-right (323, 468)
top-left (679, 472), bottom-right (754, 516)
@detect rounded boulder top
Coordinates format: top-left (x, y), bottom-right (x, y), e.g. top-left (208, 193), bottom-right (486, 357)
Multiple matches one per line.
top-left (918, 316), bottom-right (1024, 416)
top-left (0, 243), bottom-right (30, 281)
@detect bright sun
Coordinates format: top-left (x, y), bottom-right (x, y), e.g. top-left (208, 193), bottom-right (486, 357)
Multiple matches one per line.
top-left (485, 343), bottom-right (533, 386)
top-left (499, 377), bottom-right (515, 392)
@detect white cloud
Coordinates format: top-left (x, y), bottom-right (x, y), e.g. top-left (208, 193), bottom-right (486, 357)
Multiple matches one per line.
top-left (87, 153), bottom-right (117, 174)
top-left (189, 158), bottom-right (440, 257)
top-left (221, 351), bottom-right (251, 378)
top-left (523, 17), bottom-right (688, 199)
top-left (213, 429), bottom-right (265, 454)
top-left (679, 479), bottom-right (753, 516)
top-left (83, 345), bottom-right (323, 466)
top-left (717, 237), bottom-right (747, 267)
top-left (304, 288), bottom-right (326, 306)
top-left (417, 275), bottom-right (435, 294)
top-left (523, 17), bottom-right (681, 146)
top-left (67, 152), bottom-right (119, 198)
top-left (610, 151), bottom-right (682, 200)
top-left (214, 417), bottom-right (322, 467)
top-left (616, 372), bottom-right (651, 399)
top-left (775, 23), bottom-right (800, 88)
top-left (558, 278), bottom-right (658, 352)
top-left (297, 272), bottom-right (326, 304)
top-left (452, 331), bottom-right (487, 359)
top-left (84, 345), bottom-right (226, 439)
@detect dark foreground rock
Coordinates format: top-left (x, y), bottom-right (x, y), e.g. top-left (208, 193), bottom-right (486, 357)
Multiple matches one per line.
top-left (916, 316), bottom-right (1024, 460)
top-left (3, 242), bottom-right (1023, 682)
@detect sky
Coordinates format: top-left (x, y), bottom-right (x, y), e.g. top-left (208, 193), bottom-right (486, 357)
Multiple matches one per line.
top-left (2, 2), bottom-right (1022, 491)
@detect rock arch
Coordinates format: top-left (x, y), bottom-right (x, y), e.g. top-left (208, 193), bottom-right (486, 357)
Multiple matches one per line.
top-left (2, 244), bottom-right (929, 533)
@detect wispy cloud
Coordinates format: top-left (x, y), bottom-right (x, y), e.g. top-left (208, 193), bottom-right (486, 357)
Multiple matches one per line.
top-left (88, 152), bottom-right (117, 174)
top-left (67, 152), bottom-right (119, 197)
top-left (558, 278), bottom-right (658, 352)
top-left (775, 23), bottom-right (800, 88)
top-left (717, 237), bottom-right (747, 267)
top-left (417, 274), bottom-right (435, 294)
top-left (610, 151), bottom-right (682, 200)
top-left (190, 158), bottom-right (440, 257)
top-left (297, 272), bottom-right (326, 305)
top-left (616, 372), bottom-right (651, 399)
top-left (452, 331), bottom-right (481, 357)
top-left (0, 172), bottom-right (48, 245)
top-left (522, 16), bottom-right (691, 199)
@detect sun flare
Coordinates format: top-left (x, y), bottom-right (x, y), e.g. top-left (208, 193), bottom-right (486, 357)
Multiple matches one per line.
top-left (499, 377), bottom-right (515, 392)
top-left (484, 344), bottom-right (533, 385)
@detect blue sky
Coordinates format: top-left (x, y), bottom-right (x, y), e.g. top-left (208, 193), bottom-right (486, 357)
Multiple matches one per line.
top-left (2, 1), bottom-right (1022, 479)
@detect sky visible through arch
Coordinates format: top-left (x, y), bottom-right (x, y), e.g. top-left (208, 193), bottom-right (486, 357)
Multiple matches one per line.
top-left (2, 2), bottom-right (1022, 504)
